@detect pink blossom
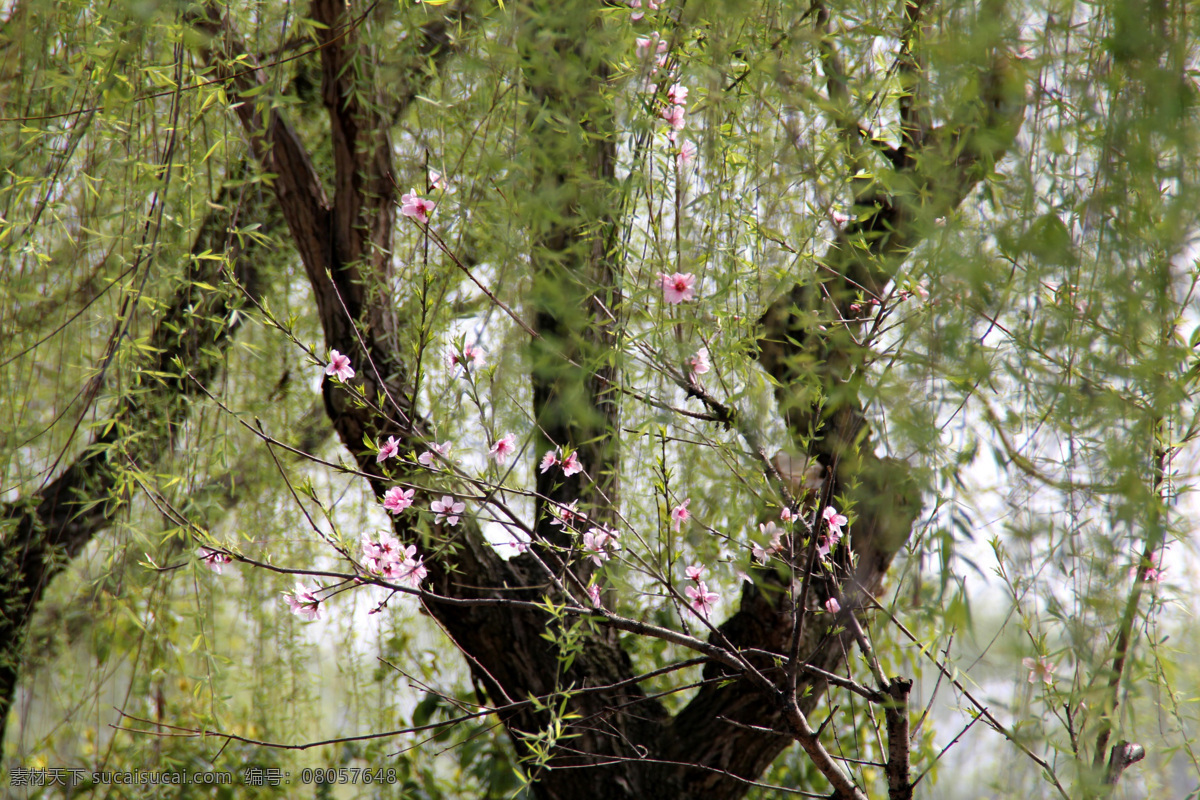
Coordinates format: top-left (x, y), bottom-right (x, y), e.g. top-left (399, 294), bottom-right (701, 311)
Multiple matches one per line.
top-left (662, 104), bottom-right (686, 130)
top-left (1129, 557), bottom-right (1165, 583)
top-left (659, 272), bottom-right (696, 304)
top-left (817, 527), bottom-right (843, 559)
top-left (831, 209), bottom-right (852, 226)
top-left (396, 555), bottom-right (427, 589)
top-left (383, 486), bottom-right (415, 515)
top-left (753, 521), bottom-right (785, 564)
top-left (325, 349), bottom-right (355, 382)
top-left (677, 139), bottom-right (697, 166)
top-left (687, 347), bottom-right (709, 381)
top-left (779, 506), bottom-right (795, 524)
top-left (1022, 656), bottom-right (1055, 685)
top-left (636, 32), bottom-right (667, 58)
top-left (428, 170), bottom-right (448, 192)
top-left (822, 506), bottom-right (848, 536)
top-left (561, 450), bottom-right (583, 476)
top-left (550, 500), bottom-right (586, 529)
top-left (400, 188), bottom-right (436, 224)
top-left (366, 541), bottom-right (421, 585)
top-left (666, 83), bottom-right (688, 107)
top-left (685, 582), bottom-right (720, 618)
top-left (449, 341), bottom-right (485, 370)
top-left (462, 342), bottom-right (484, 367)
top-left (586, 583), bottom-right (603, 608)
top-left (378, 558), bottom-right (405, 581)
top-left (685, 564), bottom-right (705, 582)
top-left (489, 433), bottom-right (517, 465)
top-left (285, 583), bottom-right (323, 621)
top-left (760, 520), bottom-right (783, 550)
top-left (824, 597), bottom-right (841, 614)
top-left (379, 533), bottom-right (404, 559)
top-left (417, 441), bottom-right (452, 468)
top-left (361, 532), bottom-right (404, 575)
top-left (628, 0), bottom-right (659, 20)
top-left (670, 498), bottom-right (691, 532)
top-left (431, 495), bottom-right (465, 526)
top-left (376, 436), bottom-right (400, 463)
top-left (198, 547), bottom-right (232, 574)
top-left (540, 447), bottom-right (582, 476)
top-left (363, 535), bottom-right (409, 577)
top-left (361, 534), bottom-right (384, 571)
top-left (582, 527), bottom-right (617, 566)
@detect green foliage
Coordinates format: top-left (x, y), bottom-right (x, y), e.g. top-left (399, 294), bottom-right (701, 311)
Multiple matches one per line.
top-left (3, 0), bottom-right (1200, 797)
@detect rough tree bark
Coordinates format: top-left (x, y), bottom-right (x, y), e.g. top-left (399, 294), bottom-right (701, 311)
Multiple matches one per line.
top-left (192, 0), bottom-right (1026, 797)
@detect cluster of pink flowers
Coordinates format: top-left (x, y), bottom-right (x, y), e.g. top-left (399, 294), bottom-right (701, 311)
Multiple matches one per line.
top-left (361, 532), bottom-right (428, 589)
top-left (752, 520), bottom-right (786, 564)
top-left (582, 526), bottom-right (619, 566)
top-left (633, 27), bottom-right (697, 170)
top-left (198, 547), bottom-right (233, 574)
top-left (659, 272), bottom-right (696, 304)
top-left (285, 584), bottom-right (323, 621)
top-left (400, 188), bottom-right (436, 224)
top-left (818, 506), bottom-right (847, 558)
top-left (662, 84), bottom-right (696, 166)
top-left (683, 565), bottom-right (720, 619)
top-left (662, 83), bottom-right (688, 129)
top-left (540, 447), bottom-right (583, 477)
